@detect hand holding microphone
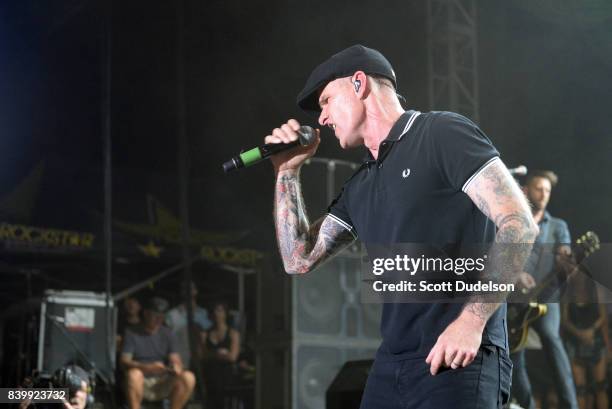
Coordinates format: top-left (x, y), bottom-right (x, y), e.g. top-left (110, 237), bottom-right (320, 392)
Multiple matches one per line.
top-left (222, 119), bottom-right (320, 173)
top-left (266, 119), bottom-right (320, 173)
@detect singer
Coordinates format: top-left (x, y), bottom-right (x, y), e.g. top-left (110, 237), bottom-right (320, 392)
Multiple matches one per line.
top-left (265, 45), bottom-right (538, 409)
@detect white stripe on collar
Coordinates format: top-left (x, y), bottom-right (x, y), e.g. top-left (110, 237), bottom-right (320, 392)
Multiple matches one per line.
top-left (397, 111), bottom-right (421, 140)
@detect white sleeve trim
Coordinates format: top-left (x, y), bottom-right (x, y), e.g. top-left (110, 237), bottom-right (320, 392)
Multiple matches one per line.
top-left (461, 156), bottom-right (501, 193)
top-left (326, 213), bottom-right (358, 239)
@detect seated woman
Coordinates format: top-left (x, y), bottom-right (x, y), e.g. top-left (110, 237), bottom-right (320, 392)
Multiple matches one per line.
top-left (562, 268), bottom-right (609, 409)
top-left (200, 301), bottom-right (240, 408)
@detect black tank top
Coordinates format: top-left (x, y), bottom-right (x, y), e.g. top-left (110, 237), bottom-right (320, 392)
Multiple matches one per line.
top-left (568, 303), bottom-right (600, 329)
top-left (206, 328), bottom-right (231, 351)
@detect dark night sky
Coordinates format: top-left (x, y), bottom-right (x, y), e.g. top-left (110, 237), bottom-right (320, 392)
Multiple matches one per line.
top-left (1, 0), bottom-right (612, 269)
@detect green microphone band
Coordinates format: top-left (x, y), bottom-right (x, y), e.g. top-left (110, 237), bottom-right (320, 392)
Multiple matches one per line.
top-left (239, 147), bottom-right (263, 167)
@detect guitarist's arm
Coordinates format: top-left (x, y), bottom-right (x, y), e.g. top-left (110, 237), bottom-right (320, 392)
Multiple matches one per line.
top-left (554, 217), bottom-right (573, 283)
top-left (517, 243), bottom-right (571, 295)
top-left (555, 245), bottom-right (573, 275)
top-left (517, 271), bottom-right (536, 290)
top-left (558, 244), bottom-right (571, 256)
top-left (539, 244), bottom-right (576, 301)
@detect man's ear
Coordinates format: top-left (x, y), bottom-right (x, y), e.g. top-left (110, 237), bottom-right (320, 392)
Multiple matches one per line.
top-left (351, 71), bottom-right (367, 97)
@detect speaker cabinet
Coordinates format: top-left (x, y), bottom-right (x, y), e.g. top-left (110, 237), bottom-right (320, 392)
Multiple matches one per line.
top-left (257, 253), bottom-right (381, 409)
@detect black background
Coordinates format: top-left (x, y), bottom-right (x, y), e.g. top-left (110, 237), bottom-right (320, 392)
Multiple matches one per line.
top-left (1, 0), bottom-right (611, 294)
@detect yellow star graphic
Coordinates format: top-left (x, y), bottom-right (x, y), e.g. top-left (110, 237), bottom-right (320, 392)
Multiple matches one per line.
top-left (138, 241), bottom-right (164, 258)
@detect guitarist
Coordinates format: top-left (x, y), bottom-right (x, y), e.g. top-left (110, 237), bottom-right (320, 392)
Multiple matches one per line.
top-left (511, 170), bottom-right (578, 409)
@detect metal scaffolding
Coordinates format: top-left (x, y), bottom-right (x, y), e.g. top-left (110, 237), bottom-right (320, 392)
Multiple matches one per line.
top-left (427, 0), bottom-right (480, 122)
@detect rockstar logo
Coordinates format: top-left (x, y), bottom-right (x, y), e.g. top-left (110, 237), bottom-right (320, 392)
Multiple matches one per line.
top-left (138, 240), bottom-right (164, 258)
top-left (115, 196), bottom-right (247, 246)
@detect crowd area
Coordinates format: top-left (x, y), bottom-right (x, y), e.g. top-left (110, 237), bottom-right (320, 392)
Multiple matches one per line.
top-left (115, 281), bottom-right (254, 409)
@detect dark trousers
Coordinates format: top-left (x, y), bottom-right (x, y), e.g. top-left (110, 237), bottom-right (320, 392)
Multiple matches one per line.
top-left (203, 361), bottom-right (235, 409)
top-left (510, 303), bottom-right (578, 409)
top-left (359, 345), bottom-right (512, 409)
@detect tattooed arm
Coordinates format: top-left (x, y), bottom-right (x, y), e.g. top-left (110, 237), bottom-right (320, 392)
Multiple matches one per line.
top-left (262, 119), bottom-right (355, 273)
top-left (274, 169), bottom-right (355, 274)
top-left (462, 158), bottom-right (539, 321)
top-left (427, 158), bottom-right (538, 374)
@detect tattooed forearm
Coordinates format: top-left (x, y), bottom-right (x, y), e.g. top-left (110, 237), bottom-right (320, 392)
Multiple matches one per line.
top-left (297, 218), bottom-right (355, 273)
top-left (275, 170), bottom-right (309, 252)
top-left (495, 213), bottom-right (535, 241)
top-left (463, 160), bottom-right (539, 322)
top-left (473, 192), bottom-right (491, 220)
top-left (464, 302), bottom-right (499, 322)
top-left (274, 170), bottom-right (354, 274)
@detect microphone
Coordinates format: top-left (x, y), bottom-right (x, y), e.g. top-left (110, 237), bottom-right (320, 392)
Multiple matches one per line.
top-left (222, 126), bottom-right (316, 173)
top-left (508, 165), bottom-right (527, 176)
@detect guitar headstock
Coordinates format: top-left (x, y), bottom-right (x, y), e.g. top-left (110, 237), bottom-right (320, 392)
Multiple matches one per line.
top-left (575, 231), bottom-right (600, 261)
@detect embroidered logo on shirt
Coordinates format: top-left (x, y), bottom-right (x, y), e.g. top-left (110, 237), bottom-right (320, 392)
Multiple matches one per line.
top-left (402, 169), bottom-right (411, 178)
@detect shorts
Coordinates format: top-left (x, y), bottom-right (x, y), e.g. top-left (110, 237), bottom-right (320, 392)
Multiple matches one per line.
top-left (359, 345), bottom-right (512, 409)
top-left (565, 334), bottom-right (606, 366)
top-left (142, 374), bottom-right (175, 401)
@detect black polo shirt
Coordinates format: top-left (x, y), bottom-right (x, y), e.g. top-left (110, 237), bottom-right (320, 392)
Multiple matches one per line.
top-left (328, 110), bottom-right (507, 360)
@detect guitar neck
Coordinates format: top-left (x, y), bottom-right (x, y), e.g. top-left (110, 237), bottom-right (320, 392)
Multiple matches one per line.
top-left (528, 233), bottom-right (597, 301)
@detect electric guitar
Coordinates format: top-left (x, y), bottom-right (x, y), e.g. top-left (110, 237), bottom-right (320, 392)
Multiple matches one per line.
top-left (507, 231), bottom-right (600, 353)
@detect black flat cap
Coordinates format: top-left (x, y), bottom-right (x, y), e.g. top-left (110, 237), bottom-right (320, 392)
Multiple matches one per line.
top-left (143, 296), bottom-right (169, 314)
top-left (296, 44), bottom-right (397, 115)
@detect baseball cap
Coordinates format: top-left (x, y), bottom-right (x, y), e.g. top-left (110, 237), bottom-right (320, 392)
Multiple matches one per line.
top-left (143, 296), bottom-right (169, 314)
top-left (296, 44), bottom-right (398, 115)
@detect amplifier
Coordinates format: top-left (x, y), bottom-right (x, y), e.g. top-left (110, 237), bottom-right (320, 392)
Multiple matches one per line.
top-left (37, 290), bottom-right (116, 383)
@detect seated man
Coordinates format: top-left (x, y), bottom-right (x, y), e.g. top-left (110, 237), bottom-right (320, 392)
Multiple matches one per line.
top-left (121, 296), bottom-right (195, 409)
top-left (118, 296), bottom-right (142, 339)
